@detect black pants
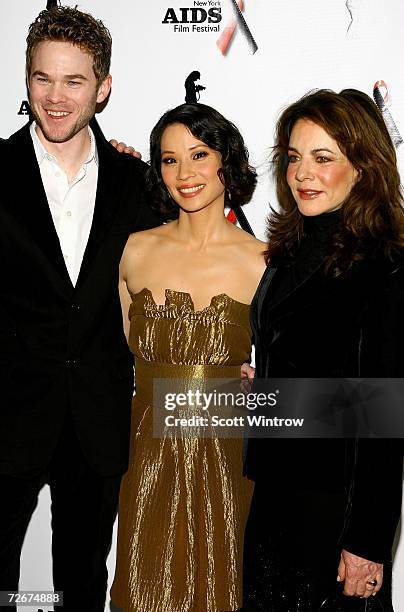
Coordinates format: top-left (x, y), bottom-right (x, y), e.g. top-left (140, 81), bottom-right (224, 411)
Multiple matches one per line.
top-left (243, 482), bottom-right (393, 612)
top-left (0, 415), bottom-right (121, 612)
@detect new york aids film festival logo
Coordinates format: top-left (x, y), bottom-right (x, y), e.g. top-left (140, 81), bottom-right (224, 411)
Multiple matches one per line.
top-left (162, 2), bottom-right (222, 34)
top-left (162, 0), bottom-right (258, 55)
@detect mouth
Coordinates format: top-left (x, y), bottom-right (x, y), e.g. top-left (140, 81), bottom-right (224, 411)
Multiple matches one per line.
top-left (45, 109), bottom-right (71, 119)
top-left (297, 189), bottom-right (323, 200)
top-left (178, 184), bottom-right (205, 197)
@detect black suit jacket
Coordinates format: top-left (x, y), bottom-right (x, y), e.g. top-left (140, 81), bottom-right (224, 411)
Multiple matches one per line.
top-left (0, 122), bottom-right (160, 477)
top-left (245, 253), bottom-right (404, 563)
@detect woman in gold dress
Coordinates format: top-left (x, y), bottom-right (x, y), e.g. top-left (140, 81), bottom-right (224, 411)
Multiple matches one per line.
top-left (110, 103), bottom-right (266, 612)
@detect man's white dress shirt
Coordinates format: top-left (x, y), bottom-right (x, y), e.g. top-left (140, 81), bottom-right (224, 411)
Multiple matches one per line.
top-left (30, 122), bottom-right (98, 286)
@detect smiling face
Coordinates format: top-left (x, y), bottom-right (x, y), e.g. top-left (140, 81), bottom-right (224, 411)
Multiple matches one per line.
top-left (286, 119), bottom-right (358, 216)
top-left (160, 123), bottom-right (225, 214)
top-left (28, 40), bottom-right (111, 145)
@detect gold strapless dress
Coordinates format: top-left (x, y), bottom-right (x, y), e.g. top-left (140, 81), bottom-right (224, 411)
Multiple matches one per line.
top-left (111, 289), bottom-right (254, 612)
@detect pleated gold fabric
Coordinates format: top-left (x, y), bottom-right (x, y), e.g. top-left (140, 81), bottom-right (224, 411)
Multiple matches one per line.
top-left (111, 288), bottom-right (254, 612)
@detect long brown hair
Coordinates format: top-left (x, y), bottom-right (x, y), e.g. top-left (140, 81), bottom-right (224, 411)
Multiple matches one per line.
top-left (267, 89), bottom-right (404, 275)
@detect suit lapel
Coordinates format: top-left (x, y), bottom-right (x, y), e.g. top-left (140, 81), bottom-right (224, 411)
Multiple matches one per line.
top-left (265, 257), bottom-right (324, 315)
top-left (6, 124), bottom-right (73, 292)
top-left (253, 264), bottom-right (278, 337)
top-left (75, 132), bottom-right (127, 289)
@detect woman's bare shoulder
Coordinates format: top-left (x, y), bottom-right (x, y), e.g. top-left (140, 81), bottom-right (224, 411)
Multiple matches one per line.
top-left (250, 235), bottom-right (268, 253)
top-left (124, 223), bottom-right (175, 253)
top-left (231, 225), bottom-right (267, 254)
top-left (230, 227), bottom-right (267, 283)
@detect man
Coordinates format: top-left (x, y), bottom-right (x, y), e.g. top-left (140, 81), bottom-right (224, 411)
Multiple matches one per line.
top-left (0, 6), bottom-right (158, 611)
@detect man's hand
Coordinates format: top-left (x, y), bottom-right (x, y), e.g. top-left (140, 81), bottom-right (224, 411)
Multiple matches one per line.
top-left (240, 362), bottom-right (255, 394)
top-left (241, 362), bottom-right (255, 380)
top-left (337, 549), bottom-right (383, 598)
top-left (109, 139), bottom-right (142, 158)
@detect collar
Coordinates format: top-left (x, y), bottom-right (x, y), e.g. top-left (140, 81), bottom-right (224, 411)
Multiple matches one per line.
top-left (303, 209), bottom-right (342, 233)
top-left (30, 122), bottom-right (99, 167)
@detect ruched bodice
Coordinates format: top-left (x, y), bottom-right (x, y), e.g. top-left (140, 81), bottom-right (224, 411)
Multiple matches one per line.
top-left (128, 287), bottom-right (251, 366)
top-left (111, 288), bottom-right (254, 612)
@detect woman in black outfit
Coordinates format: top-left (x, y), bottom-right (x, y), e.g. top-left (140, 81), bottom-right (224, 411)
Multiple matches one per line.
top-left (243, 89), bottom-right (404, 611)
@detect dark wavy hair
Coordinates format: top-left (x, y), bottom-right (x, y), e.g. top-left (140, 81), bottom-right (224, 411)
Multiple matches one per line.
top-left (267, 89), bottom-right (404, 274)
top-left (146, 103), bottom-right (257, 219)
top-left (26, 6), bottom-right (112, 85)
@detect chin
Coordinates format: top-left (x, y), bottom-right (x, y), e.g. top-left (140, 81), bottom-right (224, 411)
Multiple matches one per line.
top-left (297, 206), bottom-right (322, 217)
top-left (37, 118), bottom-right (81, 144)
top-left (42, 131), bottom-right (74, 144)
top-left (178, 206), bottom-right (206, 214)
top-left (297, 203), bottom-right (336, 217)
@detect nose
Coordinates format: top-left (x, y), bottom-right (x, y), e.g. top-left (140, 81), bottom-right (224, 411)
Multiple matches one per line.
top-left (46, 83), bottom-right (66, 105)
top-left (295, 159), bottom-right (315, 182)
top-left (177, 159), bottom-right (196, 181)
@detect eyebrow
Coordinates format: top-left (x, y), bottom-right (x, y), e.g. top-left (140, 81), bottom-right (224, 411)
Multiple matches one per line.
top-left (31, 70), bottom-right (88, 81)
top-left (161, 144), bottom-right (209, 155)
top-left (288, 146), bottom-right (336, 154)
top-left (65, 73), bottom-right (88, 80)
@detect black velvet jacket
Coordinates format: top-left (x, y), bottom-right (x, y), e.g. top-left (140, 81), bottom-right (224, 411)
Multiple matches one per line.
top-left (245, 213), bottom-right (404, 563)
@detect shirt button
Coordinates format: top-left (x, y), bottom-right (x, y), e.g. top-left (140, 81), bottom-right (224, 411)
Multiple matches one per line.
top-left (64, 254), bottom-right (69, 260)
top-left (66, 211), bottom-right (72, 217)
top-left (55, 172), bottom-right (61, 178)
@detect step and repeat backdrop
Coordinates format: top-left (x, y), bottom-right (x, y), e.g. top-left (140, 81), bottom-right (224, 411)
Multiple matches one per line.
top-left (1, 1), bottom-right (403, 610)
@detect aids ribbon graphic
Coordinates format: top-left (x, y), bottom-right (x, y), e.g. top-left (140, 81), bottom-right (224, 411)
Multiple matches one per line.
top-left (373, 80), bottom-right (403, 148)
top-left (226, 207), bottom-right (255, 236)
top-left (217, 0), bottom-right (258, 55)
top-left (226, 209), bottom-right (237, 223)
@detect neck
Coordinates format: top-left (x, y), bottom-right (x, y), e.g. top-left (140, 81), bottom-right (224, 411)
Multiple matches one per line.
top-left (175, 199), bottom-right (232, 248)
top-left (303, 208), bottom-right (342, 231)
top-left (36, 124), bottom-right (91, 181)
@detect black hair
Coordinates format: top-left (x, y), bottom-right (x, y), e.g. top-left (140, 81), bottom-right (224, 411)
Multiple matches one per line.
top-left (146, 103), bottom-right (257, 219)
